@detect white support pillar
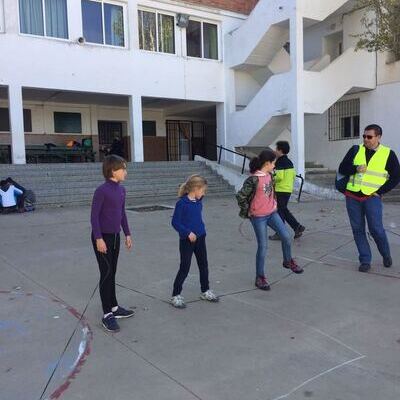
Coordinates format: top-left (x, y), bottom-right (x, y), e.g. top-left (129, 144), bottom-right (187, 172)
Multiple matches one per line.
top-left (129, 95), bottom-right (144, 162)
top-left (289, 8), bottom-right (305, 177)
top-left (8, 85), bottom-right (26, 164)
top-left (216, 102), bottom-right (227, 161)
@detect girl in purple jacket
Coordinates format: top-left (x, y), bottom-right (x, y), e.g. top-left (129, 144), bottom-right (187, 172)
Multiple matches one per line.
top-left (91, 155), bottom-right (134, 333)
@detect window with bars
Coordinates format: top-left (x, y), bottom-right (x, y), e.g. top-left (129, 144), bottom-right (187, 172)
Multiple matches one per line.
top-left (328, 99), bottom-right (360, 141)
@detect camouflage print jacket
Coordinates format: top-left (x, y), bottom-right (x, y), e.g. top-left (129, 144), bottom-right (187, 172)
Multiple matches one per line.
top-left (235, 176), bottom-right (259, 219)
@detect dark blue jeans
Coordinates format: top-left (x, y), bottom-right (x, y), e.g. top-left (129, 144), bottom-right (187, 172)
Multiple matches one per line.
top-left (346, 196), bottom-right (391, 265)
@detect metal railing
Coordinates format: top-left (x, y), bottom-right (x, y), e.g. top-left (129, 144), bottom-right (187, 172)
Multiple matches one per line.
top-left (206, 143), bottom-right (304, 202)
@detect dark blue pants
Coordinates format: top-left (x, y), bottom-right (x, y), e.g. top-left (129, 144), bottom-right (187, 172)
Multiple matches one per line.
top-left (173, 235), bottom-right (209, 296)
top-left (346, 196), bottom-right (391, 265)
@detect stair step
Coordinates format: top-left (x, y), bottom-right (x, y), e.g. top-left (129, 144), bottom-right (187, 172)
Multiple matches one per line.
top-left (37, 189), bottom-right (235, 207)
top-left (9, 175), bottom-right (227, 189)
top-left (34, 182), bottom-right (232, 197)
top-left (305, 162), bottom-right (325, 168)
top-left (306, 168), bottom-right (335, 174)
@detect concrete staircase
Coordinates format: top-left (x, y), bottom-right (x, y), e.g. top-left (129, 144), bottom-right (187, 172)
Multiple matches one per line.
top-left (305, 162), bottom-right (400, 202)
top-left (0, 161), bottom-right (235, 207)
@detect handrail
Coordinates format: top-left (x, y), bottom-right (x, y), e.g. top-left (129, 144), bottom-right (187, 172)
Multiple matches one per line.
top-left (203, 142), bottom-right (305, 202)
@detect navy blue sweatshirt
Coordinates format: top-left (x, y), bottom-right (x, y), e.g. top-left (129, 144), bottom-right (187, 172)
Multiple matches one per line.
top-left (171, 195), bottom-right (206, 239)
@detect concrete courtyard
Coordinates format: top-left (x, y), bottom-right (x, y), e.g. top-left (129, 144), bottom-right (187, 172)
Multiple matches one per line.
top-left (1, 195), bottom-right (400, 400)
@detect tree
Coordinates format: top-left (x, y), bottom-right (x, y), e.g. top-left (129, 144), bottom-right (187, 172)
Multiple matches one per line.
top-left (354, 0), bottom-right (400, 61)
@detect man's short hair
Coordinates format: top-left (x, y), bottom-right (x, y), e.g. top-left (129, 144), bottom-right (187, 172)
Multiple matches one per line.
top-left (102, 155), bottom-right (126, 179)
top-left (364, 124), bottom-right (383, 136)
top-left (276, 141), bottom-right (290, 155)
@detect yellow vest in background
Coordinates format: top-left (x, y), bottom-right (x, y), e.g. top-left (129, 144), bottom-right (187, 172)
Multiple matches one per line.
top-left (346, 144), bottom-right (390, 195)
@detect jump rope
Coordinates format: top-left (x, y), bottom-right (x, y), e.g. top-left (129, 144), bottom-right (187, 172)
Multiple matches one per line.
top-left (39, 235), bottom-right (117, 400)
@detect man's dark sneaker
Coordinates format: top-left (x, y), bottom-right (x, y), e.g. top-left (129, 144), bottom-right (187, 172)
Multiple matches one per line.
top-left (255, 276), bottom-right (271, 291)
top-left (358, 263), bottom-right (371, 273)
top-left (113, 306), bottom-right (135, 319)
top-left (269, 233), bottom-right (281, 241)
top-left (294, 225), bottom-right (306, 239)
top-left (383, 256), bottom-right (392, 268)
top-left (283, 259), bottom-right (304, 274)
top-left (102, 314), bottom-right (120, 332)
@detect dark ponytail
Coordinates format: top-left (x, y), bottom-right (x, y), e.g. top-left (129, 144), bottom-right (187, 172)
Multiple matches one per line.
top-left (249, 149), bottom-right (276, 173)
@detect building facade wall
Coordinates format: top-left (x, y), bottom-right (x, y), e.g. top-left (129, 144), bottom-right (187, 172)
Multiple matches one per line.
top-left (0, 0), bottom-right (245, 102)
top-left (177, 0), bottom-right (258, 14)
top-left (304, 7), bottom-right (400, 170)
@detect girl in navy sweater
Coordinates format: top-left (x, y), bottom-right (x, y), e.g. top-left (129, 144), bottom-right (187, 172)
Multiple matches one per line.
top-left (171, 175), bottom-right (219, 308)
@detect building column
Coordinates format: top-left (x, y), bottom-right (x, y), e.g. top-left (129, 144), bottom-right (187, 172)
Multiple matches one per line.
top-left (216, 103), bottom-right (227, 160)
top-left (129, 95), bottom-right (144, 162)
top-left (289, 8), bottom-right (305, 177)
top-left (8, 85), bottom-right (26, 164)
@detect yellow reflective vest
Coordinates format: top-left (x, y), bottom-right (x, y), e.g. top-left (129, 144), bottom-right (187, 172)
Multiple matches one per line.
top-left (346, 144), bottom-right (390, 195)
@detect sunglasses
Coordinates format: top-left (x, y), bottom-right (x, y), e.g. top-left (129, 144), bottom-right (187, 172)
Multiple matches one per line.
top-left (363, 134), bottom-right (375, 140)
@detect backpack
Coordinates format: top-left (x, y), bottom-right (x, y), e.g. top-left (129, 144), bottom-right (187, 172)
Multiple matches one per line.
top-left (335, 172), bottom-right (349, 194)
top-left (335, 145), bottom-right (358, 194)
top-left (236, 176), bottom-right (258, 219)
top-left (24, 190), bottom-right (36, 212)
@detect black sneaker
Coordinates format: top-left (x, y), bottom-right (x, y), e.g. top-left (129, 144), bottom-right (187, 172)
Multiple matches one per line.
top-left (383, 256), bottom-right (392, 268)
top-left (102, 314), bottom-right (120, 332)
top-left (294, 225), bottom-right (306, 239)
top-left (358, 263), bottom-right (371, 273)
top-left (113, 306), bottom-right (135, 319)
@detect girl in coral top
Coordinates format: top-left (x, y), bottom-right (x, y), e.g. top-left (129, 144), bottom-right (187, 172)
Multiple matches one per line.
top-left (237, 149), bottom-right (303, 290)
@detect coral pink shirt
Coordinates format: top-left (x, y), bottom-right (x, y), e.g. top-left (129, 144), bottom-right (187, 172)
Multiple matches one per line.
top-left (249, 171), bottom-right (277, 217)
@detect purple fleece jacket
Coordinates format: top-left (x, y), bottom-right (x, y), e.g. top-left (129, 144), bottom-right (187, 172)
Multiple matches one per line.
top-left (90, 180), bottom-right (131, 240)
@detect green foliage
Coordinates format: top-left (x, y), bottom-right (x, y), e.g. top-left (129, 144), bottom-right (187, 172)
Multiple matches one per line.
top-left (354, 0), bottom-right (400, 61)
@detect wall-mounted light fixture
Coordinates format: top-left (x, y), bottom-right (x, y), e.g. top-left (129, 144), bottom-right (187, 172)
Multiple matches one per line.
top-left (176, 13), bottom-right (190, 28)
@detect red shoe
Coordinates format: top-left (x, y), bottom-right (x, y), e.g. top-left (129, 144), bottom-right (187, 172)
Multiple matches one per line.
top-left (283, 259), bottom-right (304, 274)
top-left (255, 276), bottom-right (271, 290)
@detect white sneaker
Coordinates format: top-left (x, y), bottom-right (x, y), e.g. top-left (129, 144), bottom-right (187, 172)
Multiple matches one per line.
top-left (200, 290), bottom-right (219, 302)
top-left (171, 295), bottom-right (186, 308)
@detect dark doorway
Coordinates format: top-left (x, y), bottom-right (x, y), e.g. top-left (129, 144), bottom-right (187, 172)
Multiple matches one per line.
top-left (166, 120), bottom-right (212, 161)
top-left (98, 121), bottom-right (126, 160)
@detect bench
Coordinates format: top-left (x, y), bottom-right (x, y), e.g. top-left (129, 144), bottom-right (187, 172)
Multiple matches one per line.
top-left (26, 145), bottom-right (96, 163)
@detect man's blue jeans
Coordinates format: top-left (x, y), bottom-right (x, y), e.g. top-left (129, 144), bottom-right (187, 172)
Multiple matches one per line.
top-left (346, 196), bottom-right (391, 265)
top-left (250, 212), bottom-right (292, 277)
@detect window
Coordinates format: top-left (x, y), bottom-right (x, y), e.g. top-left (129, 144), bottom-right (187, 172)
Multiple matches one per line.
top-left (19, 0), bottom-right (68, 39)
top-left (203, 23), bottom-right (218, 60)
top-left (142, 121), bottom-right (156, 136)
top-left (0, 0), bottom-right (5, 33)
top-left (0, 108), bottom-right (32, 132)
top-left (138, 10), bottom-right (175, 54)
top-left (54, 112), bottom-right (82, 133)
top-left (82, 0), bottom-right (125, 47)
top-left (186, 20), bottom-right (218, 60)
top-left (328, 99), bottom-right (360, 141)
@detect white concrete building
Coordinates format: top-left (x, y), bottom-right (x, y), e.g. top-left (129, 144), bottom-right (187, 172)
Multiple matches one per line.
top-left (0, 0), bottom-right (399, 175)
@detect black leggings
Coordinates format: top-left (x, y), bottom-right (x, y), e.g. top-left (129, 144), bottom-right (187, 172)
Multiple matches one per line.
top-left (276, 192), bottom-right (301, 232)
top-left (172, 235), bottom-right (209, 296)
top-left (91, 233), bottom-right (120, 314)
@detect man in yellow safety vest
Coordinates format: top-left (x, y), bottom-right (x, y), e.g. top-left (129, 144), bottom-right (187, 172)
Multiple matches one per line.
top-left (338, 124), bottom-right (400, 272)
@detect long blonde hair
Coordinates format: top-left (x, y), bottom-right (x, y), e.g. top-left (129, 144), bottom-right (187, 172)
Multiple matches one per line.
top-left (178, 175), bottom-right (208, 197)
